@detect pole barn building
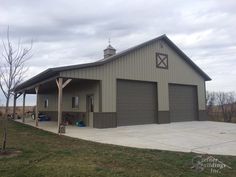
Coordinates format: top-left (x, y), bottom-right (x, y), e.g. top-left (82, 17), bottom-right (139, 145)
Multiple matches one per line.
top-left (14, 35), bottom-right (211, 130)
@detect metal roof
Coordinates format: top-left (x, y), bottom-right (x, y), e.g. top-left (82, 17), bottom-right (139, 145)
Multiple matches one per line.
top-left (15, 34), bottom-right (211, 92)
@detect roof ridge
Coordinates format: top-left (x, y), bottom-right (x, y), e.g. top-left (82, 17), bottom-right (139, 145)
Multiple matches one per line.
top-left (14, 34), bottom-right (211, 91)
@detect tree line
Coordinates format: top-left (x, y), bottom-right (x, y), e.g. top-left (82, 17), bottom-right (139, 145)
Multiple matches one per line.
top-left (206, 91), bottom-right (236, 122)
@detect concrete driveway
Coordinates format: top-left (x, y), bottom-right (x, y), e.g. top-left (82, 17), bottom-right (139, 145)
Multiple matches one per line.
top-left (18, 120), bottom-right (236, 156)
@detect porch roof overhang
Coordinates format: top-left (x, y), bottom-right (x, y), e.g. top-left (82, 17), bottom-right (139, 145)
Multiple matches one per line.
top-left (14, 71), bottom-right (99, 94)
top-left (14, 69), bottom-right (60, 94)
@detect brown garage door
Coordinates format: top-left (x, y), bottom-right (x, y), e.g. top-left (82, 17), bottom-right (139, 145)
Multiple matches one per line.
top-left (117, 80), bottom-right (157, 126)
top-left (169, 84), bottom-right (198, 122)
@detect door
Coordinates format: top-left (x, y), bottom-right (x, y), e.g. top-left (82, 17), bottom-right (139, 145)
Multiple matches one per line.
top-left (86, 95), bottom-right (94, 127)
top-left (169, 84), bottom-right (198, 122)
top-left (117, 79), bottom-right (157, 126)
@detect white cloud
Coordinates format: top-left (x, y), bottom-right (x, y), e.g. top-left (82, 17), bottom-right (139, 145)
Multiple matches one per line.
top-left (0, 0), bottom-right (236, 105)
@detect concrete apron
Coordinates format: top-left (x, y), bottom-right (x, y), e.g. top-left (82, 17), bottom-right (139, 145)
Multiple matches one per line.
top-left (15, 119), bottom-right (236, 156)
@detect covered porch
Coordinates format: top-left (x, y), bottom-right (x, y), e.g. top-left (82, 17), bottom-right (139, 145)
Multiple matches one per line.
top-left (14, 76), bottom-right (101, 133)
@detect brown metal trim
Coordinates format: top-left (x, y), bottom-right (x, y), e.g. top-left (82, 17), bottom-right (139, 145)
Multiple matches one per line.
top-left (198, 110), bottom-right (207, 121)
top-left (93, 112), bottom-right (117, 128)
top-left (158, 111), bottom-right (170, 124)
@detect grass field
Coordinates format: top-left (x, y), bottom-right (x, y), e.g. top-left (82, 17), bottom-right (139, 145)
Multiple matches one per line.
top-left (0, 120), bottom-right (235, 177)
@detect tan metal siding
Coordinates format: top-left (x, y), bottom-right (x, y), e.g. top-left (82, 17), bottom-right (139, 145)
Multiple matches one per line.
top-left (60, 40), bottom-right (206, 112)
top-left (38, 93), bottom-right (57, 111)
top-left (38, 81), bottom-right (99, 112)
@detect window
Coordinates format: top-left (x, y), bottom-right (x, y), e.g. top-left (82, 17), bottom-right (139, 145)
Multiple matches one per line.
top-left (44, 99), bottom-right (49, 108)
top-left (72, 96), bottom-right (79, 108)
top-left (156, 52), bottom-right (168, 69)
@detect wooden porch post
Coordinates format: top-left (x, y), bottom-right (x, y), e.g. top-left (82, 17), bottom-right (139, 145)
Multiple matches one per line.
top-left (57, 78), bottom-right (63, 133)
top-left (13, 93), bottom-right (22, 119)
top-left (13, 93), bottom-right (17, 119)
top-left (35, 87), bottom-right (39, 127)
top-left (56, 78), bottom-right (72, 133)
top-left (22, 92), bottom-right (26, 123)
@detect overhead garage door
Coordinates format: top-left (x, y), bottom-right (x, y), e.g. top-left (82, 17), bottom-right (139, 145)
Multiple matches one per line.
top-left (117, 80), bottom-right (157, 126)
top-left (169, 84), bottom-right (198, 122)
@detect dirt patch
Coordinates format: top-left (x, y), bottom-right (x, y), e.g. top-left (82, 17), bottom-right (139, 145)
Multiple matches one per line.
top-left (0, 150), bottom-right (22, 159)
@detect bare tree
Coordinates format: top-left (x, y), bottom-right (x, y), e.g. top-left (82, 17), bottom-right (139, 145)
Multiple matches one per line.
top-left (206, 91), bottom-right (216, 116)
top-left (215, 91), bottom-right (236, 122)
top-left (0, 27), bottom-right (32, 152)
top-left (226, 92), bottom-right (236, 122)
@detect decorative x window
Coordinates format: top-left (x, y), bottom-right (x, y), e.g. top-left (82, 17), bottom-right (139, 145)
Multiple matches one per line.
top-left (156, 53), bottom-right (168, 69)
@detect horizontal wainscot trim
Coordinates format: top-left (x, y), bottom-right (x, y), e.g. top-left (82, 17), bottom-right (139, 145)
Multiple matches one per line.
top-left (158, 111), bottom-right (170, 124)
top-left (93, 112), bottom-right (117, 128)
top-left (198, 110), bottom-right (207, 121)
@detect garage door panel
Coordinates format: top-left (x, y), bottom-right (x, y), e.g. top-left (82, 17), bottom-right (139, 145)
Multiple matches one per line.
top-left (169, 84), bottom-right (198, 122)
top-left (117, 80), bottom-right (157, 126)
top-left (118, 105), bottom-right (156, 110)
top-left (117, 101), bottom-right (156, 108)
top-left (117, 110), bottom-right (157, 126)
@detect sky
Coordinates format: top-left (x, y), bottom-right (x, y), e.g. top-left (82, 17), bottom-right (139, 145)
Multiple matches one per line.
top-left (0, 0), bottom-right (236, 106)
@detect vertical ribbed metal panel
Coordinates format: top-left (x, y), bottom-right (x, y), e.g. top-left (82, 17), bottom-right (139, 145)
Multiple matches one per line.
top-left (60, 40), bottom-right (206, 112)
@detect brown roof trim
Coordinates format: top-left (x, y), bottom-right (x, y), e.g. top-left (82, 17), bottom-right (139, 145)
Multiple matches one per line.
top-left (14, 34), bottom-right (211, 92)
top-left (162, 36), bottom-right (211, 81)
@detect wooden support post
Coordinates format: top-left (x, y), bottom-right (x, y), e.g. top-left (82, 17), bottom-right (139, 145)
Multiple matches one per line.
top-left (56, 78), bottom-right (63, 133)
top-left (13, 94), bottom-right (17, 119)
top-left (13, 93), bottom-right (22, 119)
top-left (22, 92), bottom-right (26, 123)
top-left (35, 87), bottom-right (39, 127)
top-left (56, 78), bottom-right (72, 134)
top-left (62, 79), bottom-right (72, 88)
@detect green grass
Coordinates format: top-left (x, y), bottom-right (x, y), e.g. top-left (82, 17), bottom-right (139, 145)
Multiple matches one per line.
top-left (0, 120), bottom-right (235, 177)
